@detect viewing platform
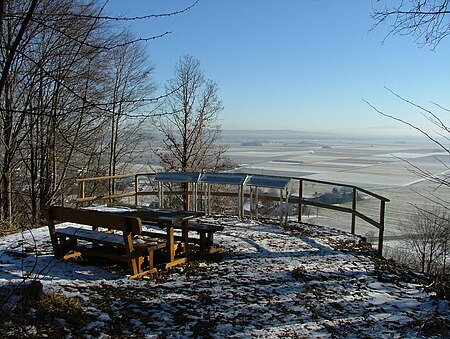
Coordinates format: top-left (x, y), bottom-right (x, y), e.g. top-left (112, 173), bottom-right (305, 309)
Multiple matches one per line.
top-left (76, 171), bottom-right (389, 256)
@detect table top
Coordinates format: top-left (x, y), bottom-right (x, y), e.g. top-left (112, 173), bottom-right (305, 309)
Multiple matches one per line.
top-left (246, 175), bottom-right (291, 189)
top-left (117, 209), bottom-right (204, 223)
top-left (154, 172), bottom-right (201, 183)
top-left (199, 172), bottom-right (248, 185)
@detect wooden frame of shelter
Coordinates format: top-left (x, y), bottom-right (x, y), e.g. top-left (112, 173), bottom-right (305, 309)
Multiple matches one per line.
top-left (153, 172), bottom-right (201, 211)
top-left (199, 172), bottom-right (248, 218)
top-left (246, 175), bottom-right (291, 225)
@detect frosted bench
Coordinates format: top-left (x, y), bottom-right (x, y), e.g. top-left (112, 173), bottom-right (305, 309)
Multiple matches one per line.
top-left (43, 205), bottom-right (166, 279)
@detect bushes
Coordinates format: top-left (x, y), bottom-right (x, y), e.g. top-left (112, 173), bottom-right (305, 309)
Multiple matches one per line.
top-left (389, 206), bottom-right (450, 299)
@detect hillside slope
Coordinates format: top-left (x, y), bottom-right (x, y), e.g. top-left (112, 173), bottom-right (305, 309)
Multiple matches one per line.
top-left (0, 216), bottom-right (449, 338)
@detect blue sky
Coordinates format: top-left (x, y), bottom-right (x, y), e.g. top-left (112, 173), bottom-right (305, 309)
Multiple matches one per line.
top-left (106, 0), bottom-right (450, 136)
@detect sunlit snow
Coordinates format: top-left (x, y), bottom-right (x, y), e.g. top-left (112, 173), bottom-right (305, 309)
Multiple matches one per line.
top-left (0, 214), bottom-right (448, 337)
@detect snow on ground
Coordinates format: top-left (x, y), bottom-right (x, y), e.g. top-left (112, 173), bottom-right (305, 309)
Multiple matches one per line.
top-left (0, 214), bottom-right (449, 338)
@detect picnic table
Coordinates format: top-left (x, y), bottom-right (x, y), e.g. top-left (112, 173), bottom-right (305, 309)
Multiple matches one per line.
top-left (116, 209), bottom-right (204, 268)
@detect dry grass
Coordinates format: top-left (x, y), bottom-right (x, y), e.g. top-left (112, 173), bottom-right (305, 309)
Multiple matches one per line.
top-left (0, 286), bottom-right (86, 338)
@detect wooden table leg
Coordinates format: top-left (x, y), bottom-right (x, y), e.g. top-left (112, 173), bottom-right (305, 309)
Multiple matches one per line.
top-left (167, 225), bottom-right (175, 263)
top-left (181, 220), bottom-right (189, 258)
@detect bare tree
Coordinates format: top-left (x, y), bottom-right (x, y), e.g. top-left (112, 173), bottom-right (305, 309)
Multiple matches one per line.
top-left (103, 29), bottom-right (155, 194)
top-left (0, 0), bottom-right (197, 227)
top-left (370, 1), bottom-right (450, 296)
top-left (1, 0), bottom-right (111, 225)
top-left (364, 91), bottom-right (450, 187)
top-left (153, 55), bottom-right (229, 173)
top-left (0, 0), bottom-right (201, 328)
top-left (368, 1), bottom-right (450, 193)
top-left (1, 0), bottom-right (46, 226)
top-left (400, 206), bottom-right (450, 274)
top-left (372, 0), bottom-right (450, 49)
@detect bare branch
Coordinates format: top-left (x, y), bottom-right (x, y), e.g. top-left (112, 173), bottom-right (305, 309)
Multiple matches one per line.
top-left (363, 98), bottom-right (450, 154)
top-left (11, 0), bottom-right (200, 22)
top-left (372, 0), bottom-right (450, 48)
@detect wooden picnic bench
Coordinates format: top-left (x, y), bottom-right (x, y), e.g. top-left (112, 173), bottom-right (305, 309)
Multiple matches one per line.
top-left (114, 209), bottom-right (204, 269)
top-left (181, 221), bottom-right (224, 255)
top-left (43, 205), bottom-right (166, 279)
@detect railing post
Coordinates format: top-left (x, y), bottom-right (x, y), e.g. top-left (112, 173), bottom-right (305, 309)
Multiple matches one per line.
top-left (298, 179), bottom-right (303, 223)
top-left (158, 182), bottom-right (163, 208)
top-left (279, 188), bottom-right (283, 225)
top-left (204, 183), bottom-right (210, 215)
top-left (193, 182), bottom-right (198, 212)
top-left (134, 175), bottom-right (139, 207)
top-left (378, 200), bottom-right (386, 257)
top-left (184, 182), bottom-right (190, 211)
top-left (79, 181), bottom-right (85, 199)
top-left (238, 184), bottom-right (244, 219)
top-left (351, 187), bottom-right (357, 234)
top-left (255, 187), bottom-right (259, 220)
top-left (285, 189), bottom-right (289, 226)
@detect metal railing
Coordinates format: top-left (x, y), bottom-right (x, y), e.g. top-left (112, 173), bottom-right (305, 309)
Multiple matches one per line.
top-left (76, 172), bottom-right (389, 256)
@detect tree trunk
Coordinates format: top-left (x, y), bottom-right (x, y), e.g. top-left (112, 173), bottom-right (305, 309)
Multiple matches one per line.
top-left (1, 170), bottom-right (12, 227)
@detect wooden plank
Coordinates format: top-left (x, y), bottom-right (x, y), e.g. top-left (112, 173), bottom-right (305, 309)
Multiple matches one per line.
top-left (123, 231), bottom-right (139, 275)
top-left (45, 205), bottom-right (142, 234)
top-left (181, 220), bottom-right (189, 259)
top-left (44, 205), bottom-right (165, 278)
top-left (140, 230), bottom-right (167, 239)
top-left (43, 207), bottom-right (63, 259)
top-left (129, 267), bottom-right (158, 280)
top-left (56, 227), bottom-right (125, 246)
top-left (62, 251), bottom-right (81, 260)
top-left (76, 173), bottom-right (136, 182)
top-left (167, 226), bottom-right (175, 263)
top-left (76, 192), bottom-right (136, 204)
top-left (163, 257), bottom-right (188, 269)
top-left (187, 222), bottom-right (224, 232)
top-left (57, 227), bottom-right (166, 250)
top-left (63, 244), bottom-right (130, 262)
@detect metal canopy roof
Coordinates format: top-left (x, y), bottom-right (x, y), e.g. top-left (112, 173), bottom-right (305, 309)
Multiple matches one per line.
top-left (200, 172), bottom-right (248, 185)
top-left (246, 175), bottom-right (291, 189)
top-left (153, 172), bottom-right (201, 183)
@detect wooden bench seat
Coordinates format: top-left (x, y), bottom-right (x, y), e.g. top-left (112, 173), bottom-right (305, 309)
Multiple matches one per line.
top-left (43, 205), bottom-right (166, 279)
top-left (55, 226), bottom-right (165, 250)
top-left (142, 220), bottom-right (223, 255)
top-left (184, 221), bottom-right (224, 255)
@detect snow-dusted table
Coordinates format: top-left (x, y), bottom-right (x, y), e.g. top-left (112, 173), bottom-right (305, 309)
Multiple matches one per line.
top-left (117, 209), bottom-right (204, 268)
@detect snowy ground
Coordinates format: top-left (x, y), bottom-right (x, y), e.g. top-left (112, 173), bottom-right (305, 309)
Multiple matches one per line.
top-left (0, 214), bottom-right (449, 338)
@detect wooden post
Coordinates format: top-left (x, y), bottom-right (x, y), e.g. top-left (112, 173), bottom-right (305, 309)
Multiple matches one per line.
top-left (205, 184), bottom-right (210, 215)
top-left (79, 181), bottom-right (85, 200)
top-left (284, 189), bottom-right (289, 226)
top-left (378, 200), bottom-right (386, 257)
top-left (184, 182), bottom-right (190, 211)
top-left (204, 184), bottom-right (207, 215)
top-left (134, 175), bottom-right (139, 207)
top-left (181, 220), bottom-right (189, 257)
top-left (239, 184), bottom-right (244, 219)
top-left (241, 184), bottom-right (245, 219)
top-left (167, 225), bottom-right (175, 263)
top-left (158, 182), bottom-right (163, 208)
top-left (297, 179), bottom-right (303, 223)
top-left (279, 188), bottom-right (283, 225)
top-left (249, 186), bottom-right (254, 219)
top-left (255, 187), bottom-right (259, 220)
top-left (351, 187), bottom-right (357, 234)
top-left (193, 182), bottom-right (197, 212)
top-left (43, 206), bottom-right (62, 259)
top-left (123, 231), bottom-right (139, 275)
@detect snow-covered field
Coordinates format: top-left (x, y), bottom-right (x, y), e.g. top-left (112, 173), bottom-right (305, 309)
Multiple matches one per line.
top-left (1, 215), bottom-right (449, 338)
top-left (226, 134), bottom-right (450, 243)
